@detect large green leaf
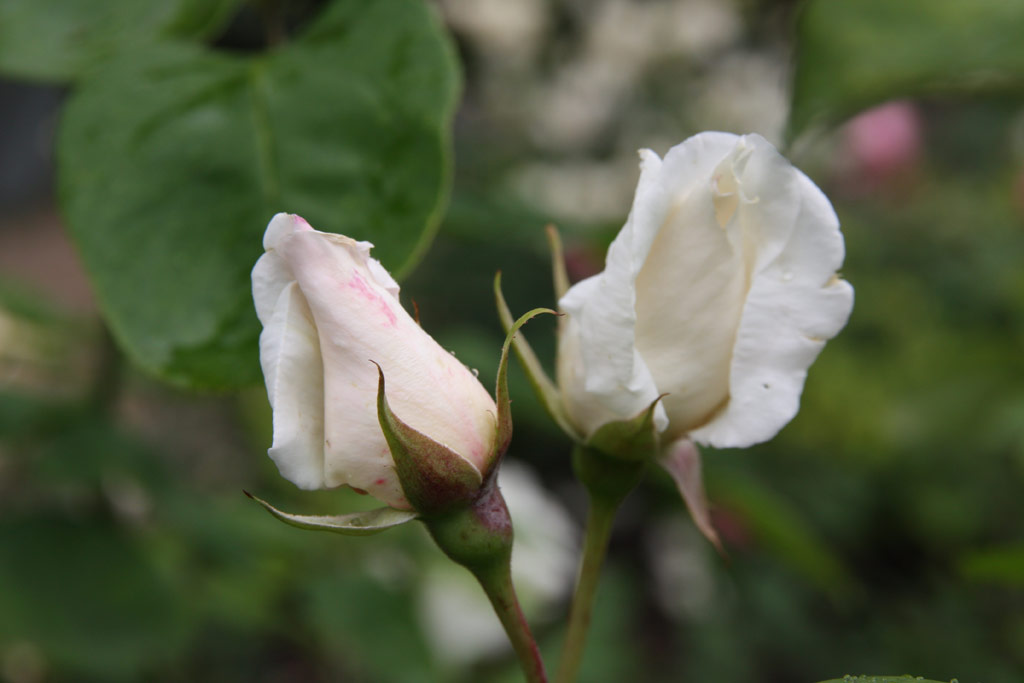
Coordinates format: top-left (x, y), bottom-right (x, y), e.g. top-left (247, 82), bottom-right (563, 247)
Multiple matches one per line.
top-left (788, 0), bottom-right (1024, 140)
top-left (0, 0), bottom-right (241, 83)
top-left (58, 0), bottom-right (459, 389)
top-left (817, 678), bottom-right (948, 683)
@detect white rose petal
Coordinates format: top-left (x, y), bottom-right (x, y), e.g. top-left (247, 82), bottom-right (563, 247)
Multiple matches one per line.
top-left (557, 132), bottom-right (853, 449)
top-left (259, 281), bottom-right (325, 490)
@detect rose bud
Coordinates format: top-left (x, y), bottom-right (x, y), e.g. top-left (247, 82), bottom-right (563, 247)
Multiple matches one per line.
top-left (498, 133), bottom-right (853, 548)
top-left (558, 132), bottom-right (853, 451)
top-left (251, 213), bottom-right (498, 511)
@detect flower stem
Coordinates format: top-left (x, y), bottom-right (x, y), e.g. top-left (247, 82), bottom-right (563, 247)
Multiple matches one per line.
top-left (423, 483), bottom-right (547, 682)
top-left (556, 445), bottom-right (647, 683)
top-left (554, 497), bottom-right (617, 683)
top-left (473, 562), bottom-right (549, 683)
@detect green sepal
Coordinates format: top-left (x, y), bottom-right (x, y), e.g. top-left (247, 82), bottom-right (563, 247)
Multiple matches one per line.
top-left (494, 272), bottom-right (581, 441)
top-left (572, 445), bottom-right (648, 509)
top-left (244, 491), bottom-right (418, 536)
top-left (572, 397), bottom-right (663, 508)
top-left (584, 395), bottom-right (665, 462)
top-left (493, 305), bottom-right (558, 460)
top-left (374, 364), bottom-right (483, 516)
top-left (545, 224), bottom-right (570, 301)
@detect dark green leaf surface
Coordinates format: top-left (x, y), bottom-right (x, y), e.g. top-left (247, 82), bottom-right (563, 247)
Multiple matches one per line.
top-left (58, 0), bottom-right (459, 388)
top-left (0, 0), bottom-right (241, 82)
top-left (817, 678), bottom-right (949, 683)
top-left (789, 0), bottom-right (1024, 140)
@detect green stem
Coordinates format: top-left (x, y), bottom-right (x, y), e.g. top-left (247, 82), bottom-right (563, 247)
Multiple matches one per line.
top-left (555, 445), bottom-right (647, 683)
top-left (423, 483), bottom-right (547, 682)
top-left (554, 497), bottom-right (618, 683)
top-left (474, 562), bottom-right (548, 683)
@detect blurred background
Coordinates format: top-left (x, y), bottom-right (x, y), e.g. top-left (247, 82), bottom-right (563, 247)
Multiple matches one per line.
top-left (1, 0), bottom-right (1023, 681)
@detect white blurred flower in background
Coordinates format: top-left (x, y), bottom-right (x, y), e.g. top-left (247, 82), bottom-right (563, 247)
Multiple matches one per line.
top-left (528, 0), bottom-right (741, 151)
top-left (510, 157), bottom-right (642, 224)
top-left (690, 52), bottom-right (790, 146)
top-left (438, 0), bottom-right (549, 67)
top-left (588, 0), bottom-right (740, 64)
top-left (646, 516), bottom-right (722, 622)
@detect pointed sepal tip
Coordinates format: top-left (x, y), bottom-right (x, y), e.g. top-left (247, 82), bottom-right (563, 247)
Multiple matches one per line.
top-left (244, 490), bottom-right (418, 536)
top-left (494, 304), bottom-right (558, 460)
top-left (494, 271), bottom-right (580, 440)
top-left (374, 363), bottom-right (483, 516)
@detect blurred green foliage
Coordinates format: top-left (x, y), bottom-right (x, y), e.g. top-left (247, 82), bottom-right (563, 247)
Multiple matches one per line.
top-left (1, 0), bottom-right (1023, 682)
top-left (817, 678), bottom-right (949, 683)
top-left (790, 0), bottom-right (1024, 140)
top-left (0, 0), bottom-right (242, 82)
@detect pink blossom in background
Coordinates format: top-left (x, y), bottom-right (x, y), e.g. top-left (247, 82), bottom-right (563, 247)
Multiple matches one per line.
top-left (842, 100), bottom-right (923, 193)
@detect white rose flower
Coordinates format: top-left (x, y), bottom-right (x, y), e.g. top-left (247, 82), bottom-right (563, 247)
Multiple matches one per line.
top-left (557, 132), bottom-right (854, 449)
top-left (251, 213), bottom-right (497, 509)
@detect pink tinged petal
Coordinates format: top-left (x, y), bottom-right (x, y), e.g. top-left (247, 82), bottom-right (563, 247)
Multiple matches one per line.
top-left (263, 212), bottom-right (312, 250)
top-left (276, 228), bottom-right (497, 507)
top-left (690, 137), bottom-right (854, 448)
top-left (659, 439), bottom-right (723, 553)
top-left (557, 149), bottom-right (669, 437)
top-left (361, 247), bottom-right (401, 300)
top-left (260, 282), bottom-right (326, 490)
top-left (343, 237), bottom-right (402, 301)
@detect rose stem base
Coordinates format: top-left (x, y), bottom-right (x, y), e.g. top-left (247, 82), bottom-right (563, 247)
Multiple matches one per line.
top-left (556, 446), bottom-right (646, 683)
top-left (554, 497), bottom-right (617, 683)
top-left (424, 483), bottom-right (548, 683)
